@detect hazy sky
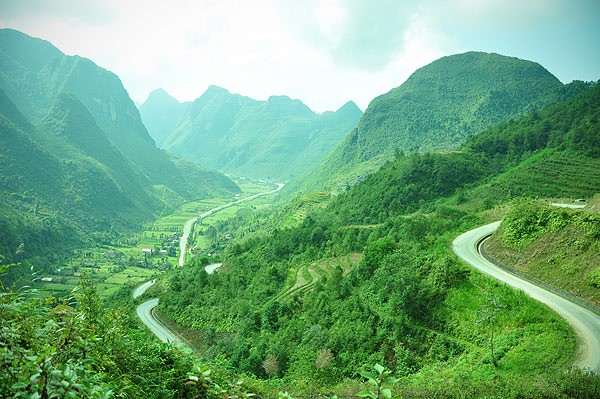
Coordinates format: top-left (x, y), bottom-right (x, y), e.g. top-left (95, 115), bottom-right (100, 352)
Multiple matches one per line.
top-left (1, 0), bottom-right (599, 112)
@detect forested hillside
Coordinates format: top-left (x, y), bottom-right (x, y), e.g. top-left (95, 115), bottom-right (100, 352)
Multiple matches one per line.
top-left (286, 52), bottom-right (581, 195)
top-left (2, 25), bottom-right (599, 398)
top-left (143, 85), bottom-right (362, 180)
top-left (156, 82), bottom-right (600, 397)
top-left (0, 29), bottom-right (239, 280)
top-left (0, 29), bottom-right (238, 200)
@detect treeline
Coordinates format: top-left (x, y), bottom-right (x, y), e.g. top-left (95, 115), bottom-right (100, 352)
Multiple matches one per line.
top-left (160, 208), bottom-right (472, 381)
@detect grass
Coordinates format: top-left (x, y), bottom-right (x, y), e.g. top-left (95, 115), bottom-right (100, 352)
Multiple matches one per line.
top-left (401, 271), bottom-right (577, 395)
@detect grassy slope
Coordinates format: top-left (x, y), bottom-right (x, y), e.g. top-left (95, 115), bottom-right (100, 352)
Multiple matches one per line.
top-left (484, 200), bottom-right (600, 307)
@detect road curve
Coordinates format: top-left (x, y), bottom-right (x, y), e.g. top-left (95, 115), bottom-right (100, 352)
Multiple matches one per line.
top-left (136, 298), bottom-right (183, 345)
top-left (178, 182), bottom-right (284, 266)
top-left (132, 279), bottom-right (156, 299)
top-left (452, 221), bottom-right (600, 372)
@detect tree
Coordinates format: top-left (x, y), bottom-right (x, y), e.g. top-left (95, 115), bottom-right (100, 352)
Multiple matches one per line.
top-left (477, 295), bottom-right (507, 367)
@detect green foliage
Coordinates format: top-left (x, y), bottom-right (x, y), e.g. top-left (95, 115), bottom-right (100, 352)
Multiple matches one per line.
top-left (186, 365), bottom-right (256, 398)
top-left (1, 269), bottom-right (256, 399)
top-left (357, 363), bottom-right (399, 399)
top-left (500, 200), bottom-right (571, 249)
top-left (327, 151), bottom-right (490, 224)
top-left (485, 199), bottom-right (600, 306)
top-left (466, 80), bottom-right (599, 161)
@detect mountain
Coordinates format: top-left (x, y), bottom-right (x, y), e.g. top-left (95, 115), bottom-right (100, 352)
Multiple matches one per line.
top-left (0, 29), bottom-right (240, 266)
top-left (142, 85), bottom-right (362, 180)
top-left (138, 88), bottom-right (190, 147)
top-left (0, 28), bottom-right (239, 200)
top-left (0, 89), bottom-right (151, 260)
top-left (286, 51), bottom-right (572, 195)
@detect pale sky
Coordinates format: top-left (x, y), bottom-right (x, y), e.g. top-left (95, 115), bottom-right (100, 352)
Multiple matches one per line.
top-left (1, 0), bottom-right (599, 113)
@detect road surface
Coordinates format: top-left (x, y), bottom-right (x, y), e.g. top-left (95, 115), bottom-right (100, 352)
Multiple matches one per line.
top-left (132, 279), bottom-right (155, 299)
top-left (204, 263), bottom-right (223, 274)
top-left (178, 183), bottom-right (284, 266)
top-left (452, 221), bottom-right (600, 372)
top-left (136, 298), bottom-right (184, 345)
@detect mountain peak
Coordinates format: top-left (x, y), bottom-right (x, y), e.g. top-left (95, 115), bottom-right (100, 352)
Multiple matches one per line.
top-left (144, 88), bottom-right (180, 106)
top-left (267, 95), bottom-right (292, 103)
top-left (336, 100), bottom-right (362, 115)
top-left (201, 85), bottom-right (231, 98)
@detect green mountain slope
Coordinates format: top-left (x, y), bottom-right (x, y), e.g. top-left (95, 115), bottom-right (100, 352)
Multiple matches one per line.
top-left (138, 88), bottom-right (189, 147)
top-left (0, 29), bottom-right (241, 273)
top-left (287, 51), bottom-right (572, 195)
top-left (0, 88), bottom-right (160, 257)
top-left (0, 28), bottom-right (239, 200)
top-left (150, 86), bottom-right (362, 180)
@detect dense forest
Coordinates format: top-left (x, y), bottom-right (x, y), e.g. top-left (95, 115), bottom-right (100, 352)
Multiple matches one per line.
top-left (155, 83), bottom-right (600, 396)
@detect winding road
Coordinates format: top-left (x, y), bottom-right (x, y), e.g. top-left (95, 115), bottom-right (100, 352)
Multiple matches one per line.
top-left (137, 183), bottom-right (284, 345)
top-left (178, 183), bottom-right (284, 266)
top-left (452, 221), bottom-right (600, 372)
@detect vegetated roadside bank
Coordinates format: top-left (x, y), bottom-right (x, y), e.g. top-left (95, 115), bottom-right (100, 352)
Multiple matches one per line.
top-left (484, 199), bottom-right (600, 308)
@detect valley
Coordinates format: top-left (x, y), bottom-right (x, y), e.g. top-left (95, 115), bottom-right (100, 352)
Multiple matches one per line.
top-left (1, 26), bottom-right (599, 399)
top-left (134, 181), bottom-right (285, 347)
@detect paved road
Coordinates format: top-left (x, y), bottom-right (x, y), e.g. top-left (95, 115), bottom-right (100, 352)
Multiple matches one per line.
top-left (132, 279), bottom-right (155, 299)
top-left (204, 263), bottom-right (223, 274)
top-left (452, 221), bottom-right (600, 372)
top-left (136, 298), bottom-right (183, 345)
top-left (178, 183), bottom-right (284, 266)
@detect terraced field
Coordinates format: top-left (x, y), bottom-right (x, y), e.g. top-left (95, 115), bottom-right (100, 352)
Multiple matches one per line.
top-left (284, 192), bottom-right (331, 226)
top-left (494, 150), bottom-right (600, 199)
top-left (276, 253), bottom-right (362, 300)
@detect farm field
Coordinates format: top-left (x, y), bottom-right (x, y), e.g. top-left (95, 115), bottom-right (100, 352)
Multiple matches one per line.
top-left (34, 179), bottom-right (280, 298)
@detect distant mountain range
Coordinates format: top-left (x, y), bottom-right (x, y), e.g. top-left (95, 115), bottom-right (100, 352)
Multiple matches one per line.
top-left (0, 28), bottom-right (239, 260)
top-left (139, 86), bottom-right (362, 180)
top-left (286, 51), bottom-right (580, 195)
